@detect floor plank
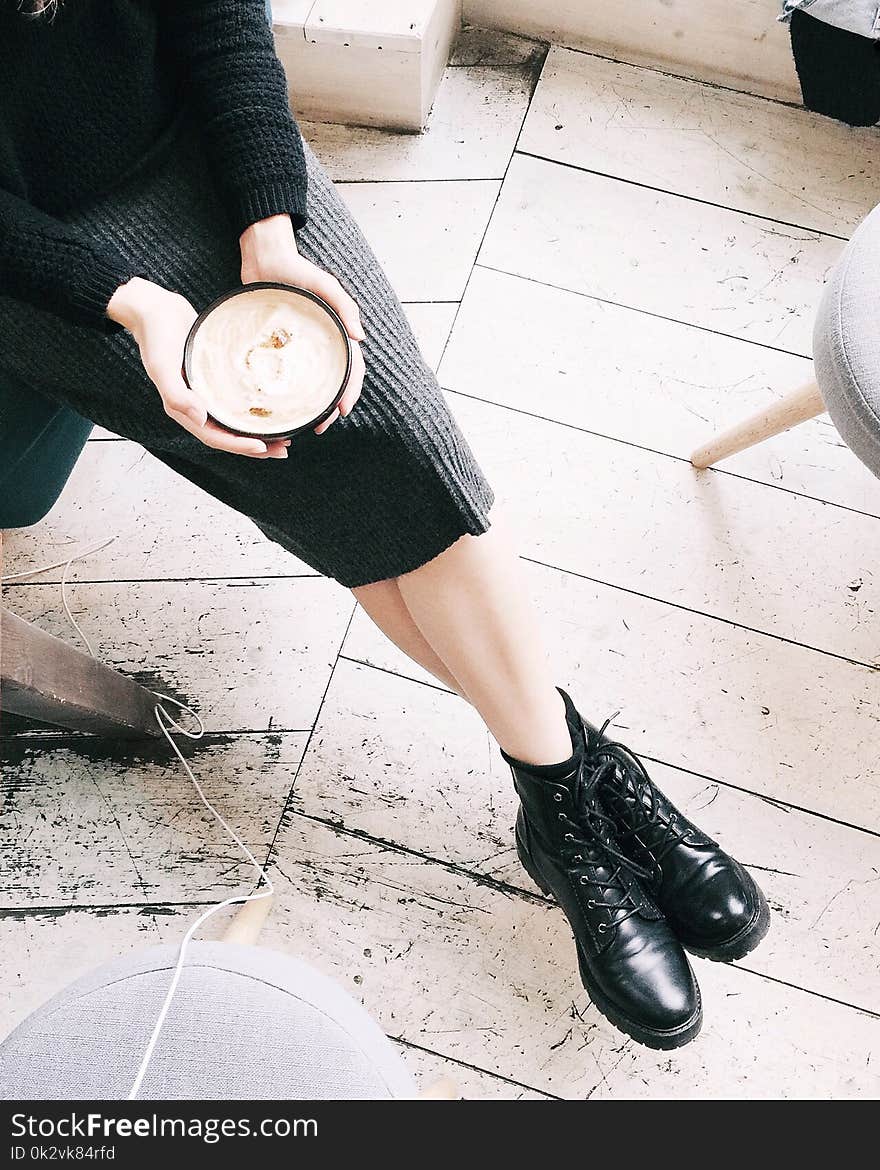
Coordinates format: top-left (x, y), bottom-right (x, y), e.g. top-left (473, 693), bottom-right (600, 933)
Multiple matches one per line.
top-left (441, 266), bottom-right (879, 515)
top-left (521, 47), bottom-right (880, 236)
top-left (479, 153), bottom-right (842, 355)
top-left (305, 65), bottom-right (535, 181)
top-left (398, 1042), bottom-right (553, 1100)
top-left (1, 578), bottom-right (353, 733)
top-left (450, 27), bottom-right (548, 69)
top-left (464, 0), bottom-right (802, 105)
top-left (0, 732), bottom-right (305, 909)
top-left (448, 392), bottom-right (880, 664)
top-left (263, 815), bottom-right (880, 1099)
top-left (338, 179), bottom-right (501, 301)
top-left (1, 444), bottom-right (311, 584)
top-left (585, 968), bottom-right (879, 1099)
top-left (293, 656), bottom-right (880, 1009)
top-left (344, 555), bottom-right (880, 829)
top-left (401, 302), bottom-right (460, 371)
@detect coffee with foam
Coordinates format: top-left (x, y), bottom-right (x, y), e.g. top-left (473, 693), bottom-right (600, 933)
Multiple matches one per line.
top-left (187, 286), bottom-right (350, 436)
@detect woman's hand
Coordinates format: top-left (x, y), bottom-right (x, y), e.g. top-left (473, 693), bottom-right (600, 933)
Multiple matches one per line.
top-left (240, 215), bottom-right (366, 434)
top-left (107, 277), bottom-right (290, 459)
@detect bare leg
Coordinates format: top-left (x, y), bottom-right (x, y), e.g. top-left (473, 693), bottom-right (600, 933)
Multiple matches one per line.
top-left (396, 514), bottom-right (571, 767)
top-left (353, 579), bottom-right (466, 697)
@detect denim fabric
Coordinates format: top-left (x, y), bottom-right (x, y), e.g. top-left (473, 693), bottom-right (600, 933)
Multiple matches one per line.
top-left (780, 0), bottom-right (880, 37)
top-left (0, 390), bottom-right (93, 529)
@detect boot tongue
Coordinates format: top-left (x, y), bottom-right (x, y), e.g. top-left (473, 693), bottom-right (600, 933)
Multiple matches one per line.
top-left (573, 764), bottom-right (598, 813)
top-left (572, 761), bottom-right (615, 851)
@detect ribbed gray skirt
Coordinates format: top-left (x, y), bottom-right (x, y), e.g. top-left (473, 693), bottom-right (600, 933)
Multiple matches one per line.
top-left (0, 114), bottom-right (494, 587)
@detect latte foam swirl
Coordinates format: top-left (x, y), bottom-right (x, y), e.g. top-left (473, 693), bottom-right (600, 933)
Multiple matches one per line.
top-left (188, 287), bottom-right (349, 435)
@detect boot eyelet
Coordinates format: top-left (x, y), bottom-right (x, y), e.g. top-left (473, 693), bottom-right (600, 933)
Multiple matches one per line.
top-left (563, 833), bottom-right (575, 842)
top-left (579, 876), bottom-right (589, 886)
top-left (597, 923), bottom-right (608, 934)
top-left (574, 854), bottom-right (583, 863)
top-left (586, 899), bottom-right (597, 908)
top-left (552, 793), bottom-right (563, 803)
top-left (557, 813), bottom-right (566, 822)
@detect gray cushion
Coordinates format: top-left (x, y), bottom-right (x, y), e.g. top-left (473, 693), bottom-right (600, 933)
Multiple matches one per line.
top-left (0, 942), bottom-right (417, 1100)
top-left (814, 202), bottom-right (880, 479)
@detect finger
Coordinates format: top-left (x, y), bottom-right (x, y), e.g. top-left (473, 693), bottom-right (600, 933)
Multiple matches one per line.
top-left (338, 342), bottom-right (365, 416)
top-left (265, 440), bottom-right (290, 460)
top-left (198, 420), bottom-right (272, 456)
top-left (314, 408), bottom-right (340, 435)
top-left (155, 368), bottom-right (208, 427)
top-left (167, 410), bottom-right (271, 457)
top-left (189, 418), bottom-right (289, 458)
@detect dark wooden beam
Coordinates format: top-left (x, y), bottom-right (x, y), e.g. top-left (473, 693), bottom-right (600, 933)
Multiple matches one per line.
top-left (1, 605), bottom-right (161, 739)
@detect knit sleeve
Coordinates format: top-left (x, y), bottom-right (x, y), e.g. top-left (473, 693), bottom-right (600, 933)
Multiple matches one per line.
top-left (0, 188), bottom-right (138, 332)
top-left (161, 0), bottom-right (309, 238)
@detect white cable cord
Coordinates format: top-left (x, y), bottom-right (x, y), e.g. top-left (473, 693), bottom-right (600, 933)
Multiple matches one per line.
top-left (128, 695), bottom-right (274, 1100)
top-left (2, 537), bottom-right (273, 1100)
top-left (1, 536), bottom-right (116, 654)
top-left (1, 535), bottom-right (116, 582)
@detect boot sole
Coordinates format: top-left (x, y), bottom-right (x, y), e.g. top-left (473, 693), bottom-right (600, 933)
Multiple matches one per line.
top-left (678, 884), bottom-right (771, 963)
top-left (516, 827), bottom-right (703, 1051)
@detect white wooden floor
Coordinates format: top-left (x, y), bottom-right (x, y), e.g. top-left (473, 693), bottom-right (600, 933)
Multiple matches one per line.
top-left (3, 30), bottom-right (880, 1100)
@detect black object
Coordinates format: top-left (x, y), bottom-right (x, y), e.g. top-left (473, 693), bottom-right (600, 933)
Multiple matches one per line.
top-left (790, 7), bottom-right (880, 126)
top-left (561, 698), bottom-right (771, 963)
top-left (508, 743), bottom-right (702, 1049)
top-left (0, 387), bottom-right (92, 529)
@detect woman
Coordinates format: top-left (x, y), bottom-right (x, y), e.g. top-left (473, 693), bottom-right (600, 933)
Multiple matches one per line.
top-left (0, 0), bottom-right (769, 1050)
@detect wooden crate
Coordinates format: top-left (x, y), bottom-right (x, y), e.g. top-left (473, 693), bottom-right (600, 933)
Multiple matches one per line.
top-left (274, 0), bottom-right (462, 131)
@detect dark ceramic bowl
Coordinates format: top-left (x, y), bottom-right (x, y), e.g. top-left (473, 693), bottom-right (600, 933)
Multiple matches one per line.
top-left (183, 282), bottom-right (353, 441)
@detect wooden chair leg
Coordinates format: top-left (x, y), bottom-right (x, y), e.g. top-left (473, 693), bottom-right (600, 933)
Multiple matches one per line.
top-left (690, 380), bottom-right (825, 469)
top-left (1, 603), bottom-right (162, 737)
top-left (222, 892), bottom-right (273, 944)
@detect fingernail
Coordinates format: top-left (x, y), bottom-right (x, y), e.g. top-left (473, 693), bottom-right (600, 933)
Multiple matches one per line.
top-left (271, 450), bottom-right (288, 459)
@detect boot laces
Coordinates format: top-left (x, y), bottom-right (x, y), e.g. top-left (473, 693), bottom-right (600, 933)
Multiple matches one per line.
top-left (591, 715), bottom-right (696, 864)
top-left (558, 765), bottom-right (652, 929)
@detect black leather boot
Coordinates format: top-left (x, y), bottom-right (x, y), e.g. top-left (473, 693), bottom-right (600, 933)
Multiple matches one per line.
top-left (564, 696), bottom-right (770, 963)
top-left (508, 751), bottom-right (702, 1049)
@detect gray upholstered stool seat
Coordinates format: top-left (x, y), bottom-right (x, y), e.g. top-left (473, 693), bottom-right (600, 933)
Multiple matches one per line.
top-left (814, 202), bottom-right (880, 478)
top-left (0, 942), bottom-right (417, 1100)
